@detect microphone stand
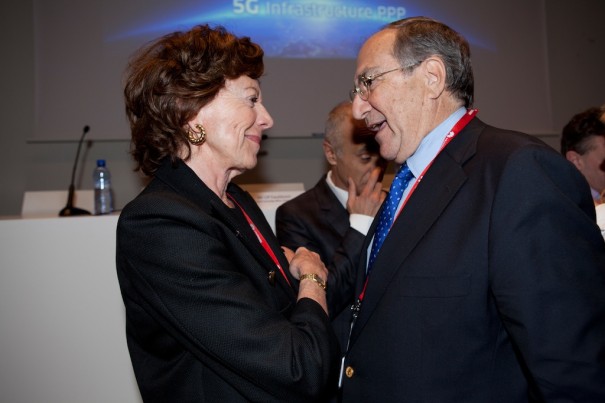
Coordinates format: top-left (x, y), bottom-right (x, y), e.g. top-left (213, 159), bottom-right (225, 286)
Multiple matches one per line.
top-left (59, 125), bottom-right (92, 216)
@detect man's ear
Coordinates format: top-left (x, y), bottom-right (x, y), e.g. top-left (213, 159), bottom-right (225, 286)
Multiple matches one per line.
top-left (423, 57), bottom-right (446, 99)
top-left (323, 140), bottom-right (337, 166)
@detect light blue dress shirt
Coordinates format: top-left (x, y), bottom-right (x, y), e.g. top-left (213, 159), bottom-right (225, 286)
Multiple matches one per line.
top-left (366, 107), bottom-right (467, 267)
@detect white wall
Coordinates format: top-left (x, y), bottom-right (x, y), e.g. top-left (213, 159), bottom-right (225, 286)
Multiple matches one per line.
top-left (546, 0), bottom-right (605, 131)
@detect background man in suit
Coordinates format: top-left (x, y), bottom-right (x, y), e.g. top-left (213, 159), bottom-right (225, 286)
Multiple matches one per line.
top-left (341, 16), bottom-right (605, 402)
top-left (561, 106), bottom-right (605, 204)
top-left (276, 101), bottom-right (386, 346)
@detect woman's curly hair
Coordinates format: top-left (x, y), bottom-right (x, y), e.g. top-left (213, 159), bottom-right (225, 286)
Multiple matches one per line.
top-left (123, 24), bottom-right (264, 176)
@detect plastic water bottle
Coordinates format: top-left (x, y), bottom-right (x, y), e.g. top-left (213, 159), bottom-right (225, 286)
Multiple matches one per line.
top-left (93, 159), bottom-right (114, 215)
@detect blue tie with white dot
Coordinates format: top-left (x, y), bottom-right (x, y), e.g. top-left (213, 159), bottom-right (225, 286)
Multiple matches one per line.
top-left (367, 162), bottom-right (414, 272)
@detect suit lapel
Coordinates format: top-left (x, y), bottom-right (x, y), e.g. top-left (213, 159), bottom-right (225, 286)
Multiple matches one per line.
top-left (315, 178), bottom-right (349, 237)
top-left (349, 119), bottom-right (483, 344)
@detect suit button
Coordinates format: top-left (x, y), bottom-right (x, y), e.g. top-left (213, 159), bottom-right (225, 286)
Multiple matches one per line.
top-left (345, 366), bottom-right (354, 378)
top-left (267, 270), bottom-right (276, 286)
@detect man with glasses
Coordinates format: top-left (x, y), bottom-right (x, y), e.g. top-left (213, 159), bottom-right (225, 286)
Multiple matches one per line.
top-left (340, 16), bottom-right (605, 402)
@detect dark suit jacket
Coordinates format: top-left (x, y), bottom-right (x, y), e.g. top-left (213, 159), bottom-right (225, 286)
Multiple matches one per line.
top-left (116, 159), bottom-right (341, 403)
top-left (340, 118), bottom-right (605, 402)
top-left (275, 176), bottom-right (365, 346)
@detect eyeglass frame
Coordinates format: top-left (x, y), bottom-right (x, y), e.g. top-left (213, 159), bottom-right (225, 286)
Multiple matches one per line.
top-left (349, 61), bottom-right (422, 102)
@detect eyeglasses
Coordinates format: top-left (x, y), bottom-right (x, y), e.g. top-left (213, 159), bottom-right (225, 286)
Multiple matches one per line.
top-left (349, 62), bottom-right (421, 102)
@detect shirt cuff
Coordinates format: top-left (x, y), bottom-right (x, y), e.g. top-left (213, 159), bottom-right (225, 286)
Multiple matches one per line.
top-left (349, 214), bottom-right (373, 235)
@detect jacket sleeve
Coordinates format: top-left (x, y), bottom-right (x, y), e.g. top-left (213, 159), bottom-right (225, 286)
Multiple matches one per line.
top-left (275, 201), bottom-right (322, 253)
top-left (324, 227), bottom-right (365, 318)
top-left (489, 145), bottom-right (605, 400)
top-left (276, 200), bottom-right (364, 319)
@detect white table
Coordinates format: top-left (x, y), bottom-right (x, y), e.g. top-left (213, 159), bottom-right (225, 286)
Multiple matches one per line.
top-left (0, 214), bottom-right (142, 403)
top-left (2, 183), bottom-right (306, 402)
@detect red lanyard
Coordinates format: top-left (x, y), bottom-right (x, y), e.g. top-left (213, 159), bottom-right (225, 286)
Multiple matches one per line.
top-left (227, 194), bottom-right (292, 288)
top-left (358, 109), bottom-right (477, 301)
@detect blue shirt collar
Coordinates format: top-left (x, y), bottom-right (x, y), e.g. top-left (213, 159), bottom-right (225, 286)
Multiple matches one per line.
top-left (406, 107), bottom-right (467, 178)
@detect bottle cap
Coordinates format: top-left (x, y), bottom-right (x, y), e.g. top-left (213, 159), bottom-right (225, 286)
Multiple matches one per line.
top-left (96, 159), bottom-right (106, 167)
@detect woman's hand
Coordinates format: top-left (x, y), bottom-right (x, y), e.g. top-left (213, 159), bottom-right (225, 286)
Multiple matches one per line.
top-left (289, 247), bottom-right (329, 314)
top-left (288, 247), bottom-right (328, 282)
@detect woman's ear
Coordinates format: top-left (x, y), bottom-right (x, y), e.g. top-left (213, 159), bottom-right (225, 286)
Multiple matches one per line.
top-left (423, 57), bottom-right (446, 99)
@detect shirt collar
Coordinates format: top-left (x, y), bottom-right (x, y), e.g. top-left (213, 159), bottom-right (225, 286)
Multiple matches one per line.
top-left (326, 170), bottom-right (348, 208)
top-left (406, 107), bottom-right (467, 178)
top-left (591, 187), bottom-right (602, 202)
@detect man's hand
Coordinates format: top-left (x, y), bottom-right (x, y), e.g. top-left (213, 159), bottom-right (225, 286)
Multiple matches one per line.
top-left (346, 166), bottom-right (386, 217)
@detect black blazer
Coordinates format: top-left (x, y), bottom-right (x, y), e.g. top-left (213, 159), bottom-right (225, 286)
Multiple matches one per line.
top-left (116, 159), bottom-right (341, 403)
top-left (275, 176), bottom-right (365, 346)
top-left (340, 118), bottom-right (605, 402)
top-left (276, 176), bottom-right (360, 263)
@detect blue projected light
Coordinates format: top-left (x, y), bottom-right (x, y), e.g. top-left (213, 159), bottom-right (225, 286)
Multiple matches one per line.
top-left (108, 0), bottom-right (411, 59)
top-left (33, 0), bottom-right (550, 142)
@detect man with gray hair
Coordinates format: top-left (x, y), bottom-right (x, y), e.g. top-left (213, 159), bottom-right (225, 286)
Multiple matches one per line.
top-left (341, 16), bottom-right (605, 402)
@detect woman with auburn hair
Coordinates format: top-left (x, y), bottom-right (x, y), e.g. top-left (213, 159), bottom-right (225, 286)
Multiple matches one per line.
top-left (117, 25), bottom-right (349, 402)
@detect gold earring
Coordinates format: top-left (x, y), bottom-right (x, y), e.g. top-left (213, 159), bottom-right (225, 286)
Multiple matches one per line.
top-left (187, 124), bottom-right (206, 145)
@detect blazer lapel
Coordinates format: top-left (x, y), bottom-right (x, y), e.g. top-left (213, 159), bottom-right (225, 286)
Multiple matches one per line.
top-left (155, 160), bottom-right (295, 294)
top-left (221, 185), bottom-right (296, 292)
top-left (349, 119), bottom-right (483, 344)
